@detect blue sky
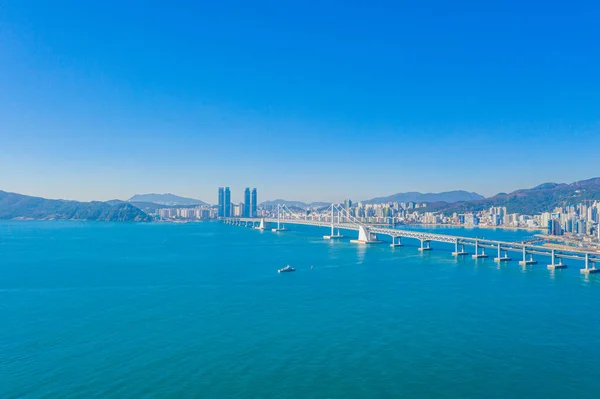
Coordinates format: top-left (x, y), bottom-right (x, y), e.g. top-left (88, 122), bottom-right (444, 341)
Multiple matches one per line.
top-left (1, 1), bottom-right (599, 204)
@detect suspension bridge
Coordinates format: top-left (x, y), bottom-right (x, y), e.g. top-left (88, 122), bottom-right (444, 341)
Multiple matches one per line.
top-left (223, 204), bottom-right (600, 275)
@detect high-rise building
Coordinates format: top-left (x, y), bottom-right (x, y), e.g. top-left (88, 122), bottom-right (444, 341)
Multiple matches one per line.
top-left (344, 199), bottom-right (352, 210)
top-left (224, 187), bottom-right (231, 217)
top-left (251, 188), bottom-right (257, 217)
top-left (244, 188), bottom-right (251, 217)
top-left (218, 187), bottom-right (225, 217)
top-left (548, 219), bottom-right (563, 235)
top-left (233, 203), bottom-right (244, 217)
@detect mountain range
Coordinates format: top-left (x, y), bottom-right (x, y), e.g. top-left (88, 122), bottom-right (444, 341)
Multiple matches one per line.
top-left (427, 177), bottom-right (600, 215)
top-left (0, 191), bottom-right (151, 222)
top-left (260, 192), bottom-right (483, 208)
top-left (362, 190), bottom-right (484, 204)
top-left (128, 193), bottom-right (207, 206)
top-left (2, 177), bottom-right (599, 221)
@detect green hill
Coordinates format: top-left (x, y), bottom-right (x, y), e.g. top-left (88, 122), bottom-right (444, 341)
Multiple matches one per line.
top-left (427, 177), bottom-right (600, 215)
top-left (0, 191), bottom-right (151, 222)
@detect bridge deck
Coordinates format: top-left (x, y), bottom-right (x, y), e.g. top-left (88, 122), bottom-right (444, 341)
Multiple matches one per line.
top-left (224, 217), bottom-right (600, 264)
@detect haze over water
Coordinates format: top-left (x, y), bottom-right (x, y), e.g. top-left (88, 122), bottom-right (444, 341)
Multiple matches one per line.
top-left (2, 221), bottom-right (600, 398)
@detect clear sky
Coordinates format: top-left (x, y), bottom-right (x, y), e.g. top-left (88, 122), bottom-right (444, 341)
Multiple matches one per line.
top-left (1, 1), bottom-right (599, 204)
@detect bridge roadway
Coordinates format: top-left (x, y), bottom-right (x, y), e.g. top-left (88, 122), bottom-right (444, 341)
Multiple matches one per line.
top-left (223, 217), bottom-right (600, 273)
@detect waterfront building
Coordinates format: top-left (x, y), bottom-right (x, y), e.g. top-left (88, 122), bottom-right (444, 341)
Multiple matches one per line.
top-left (158, 208), bottom-right (175, 219)
top-left (548, 218), bottom-right (563, 235)
top-left (218, 187), bottom-right (225, 217)
top-left (251, 188), bottom-right (257, 217)
top-left (224, 187), bottom-right (231, 217)
top-left (244, 188), bottom-right (251, 217)
top-left (344, 199), bottom-right (352, 210)
top-left (233, 203), bottom-right (243, 217)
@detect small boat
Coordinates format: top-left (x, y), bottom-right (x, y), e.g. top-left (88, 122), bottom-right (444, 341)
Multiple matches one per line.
top-left (278, 265), bottom-right (295, 273)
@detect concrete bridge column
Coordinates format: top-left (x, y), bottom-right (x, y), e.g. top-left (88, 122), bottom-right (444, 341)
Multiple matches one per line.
top-left (452, 240), bottom-right (468, 256)
top-left (494, 243), bottom-right (511, 262)
top-left (547, 249), bottom-right (567, 270)
top-left (518, 246), bottom-right (537, 266)
top-left (580, 253), bottom-right (600, 274)
top-left (472, 239), bottom-right (488, 259)
top-left (390, 236), bottom-right (402, 247)
top-left (418, 238), bottom-right (432, 252)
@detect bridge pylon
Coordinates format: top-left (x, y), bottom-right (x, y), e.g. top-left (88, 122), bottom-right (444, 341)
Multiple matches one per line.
top-left (324, 204), bottom-right (344, 240)
top-left (272, 204), bottom-right (289, 232)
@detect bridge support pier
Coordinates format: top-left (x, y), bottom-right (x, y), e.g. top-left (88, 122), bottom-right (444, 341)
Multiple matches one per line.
top-left (452, 241), bottom-right (468, 256)
top-left (254, 218), bottom-right (268, 231)
top-left (580, 254), bottom-right (600, 274)
top-left (518, 246), bottom-right (537, 266)
top-left (418, 239), bottom-right (432, 251)
top-left (324, 225), bottom-right (344, 240)
top-left (472, 239), bottom-right (488, 259)
top-left (547, 249), bottom-right (567, 270)
top-left (494, 243), bottom-right (511, 262)
top-left (390, 236), bottom-right (402, 247)
top-left (350, 226), bottom-right (381, 244)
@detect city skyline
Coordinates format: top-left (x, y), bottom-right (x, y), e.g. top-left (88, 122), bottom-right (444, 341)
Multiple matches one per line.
top-left (2, 2), bottom-right (599, 202)
top-left (152, 191), bottom-right (600, 248)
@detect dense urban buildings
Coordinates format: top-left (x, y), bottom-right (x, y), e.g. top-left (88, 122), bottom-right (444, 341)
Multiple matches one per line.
top-left (169, 186), bottom-right (257, 221)
top-left (154, 189), bottom-right (600, 248)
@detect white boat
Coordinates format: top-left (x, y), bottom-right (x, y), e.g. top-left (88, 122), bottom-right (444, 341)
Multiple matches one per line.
top-left (278, 265), bottom-right (295, 273)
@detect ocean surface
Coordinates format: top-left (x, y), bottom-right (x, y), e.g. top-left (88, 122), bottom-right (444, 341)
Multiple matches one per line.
top-left (1, 221), bottom-right (600, 399)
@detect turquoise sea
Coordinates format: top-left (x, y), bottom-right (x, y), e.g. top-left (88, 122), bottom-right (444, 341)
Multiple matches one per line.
top-left (1, 221), bottom-right (600, 398)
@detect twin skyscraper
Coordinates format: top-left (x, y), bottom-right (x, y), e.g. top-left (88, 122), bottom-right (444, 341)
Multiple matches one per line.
top-left (244, 187), bottom-right (258, 218)
top-left (218, 187), bottom-right (257, 218)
